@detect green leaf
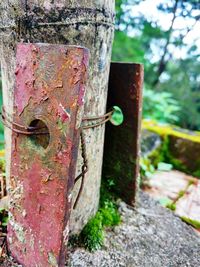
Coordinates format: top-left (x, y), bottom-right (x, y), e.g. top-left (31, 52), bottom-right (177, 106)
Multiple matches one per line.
top-left (157, 162), bottom-right (173, 171)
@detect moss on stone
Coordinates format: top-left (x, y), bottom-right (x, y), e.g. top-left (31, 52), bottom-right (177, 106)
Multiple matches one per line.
top-left (142, 120), bottom-right (200, 144)
top-left (181, 216), bottom-right (200, 229)
top-left (166, 202), bottom-right (176, 211)
top-left (142, 120), bottom-right (200, 178)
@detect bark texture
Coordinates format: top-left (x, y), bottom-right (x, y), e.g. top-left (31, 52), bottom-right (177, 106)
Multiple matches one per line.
top-left (0, 0), bottom-right (115, 234)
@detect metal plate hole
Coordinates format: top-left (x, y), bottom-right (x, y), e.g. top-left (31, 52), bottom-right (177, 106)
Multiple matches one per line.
top-left (29, 119), bottom-right (50, 149)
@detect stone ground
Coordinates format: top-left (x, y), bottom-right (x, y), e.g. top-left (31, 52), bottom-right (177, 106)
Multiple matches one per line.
top-left (0, 192), bottom-right (200, 267)
top-left (144, 170), bottom-right (200, 224)
top-left (67, 192), bottom-right (200, 267)
top-left (2, 192), bottom-right (200, 266)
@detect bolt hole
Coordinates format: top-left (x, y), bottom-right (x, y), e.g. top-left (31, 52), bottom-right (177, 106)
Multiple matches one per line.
top-left (29, 119), bottom-right (50, 149)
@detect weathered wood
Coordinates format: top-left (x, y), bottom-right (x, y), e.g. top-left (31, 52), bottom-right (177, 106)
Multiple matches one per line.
top-left (0, 0), bottom-right (115, 234)
top-left (103, 62), bottom-right (143, 205)
top-left (7, 43), bottom-right (88, 267)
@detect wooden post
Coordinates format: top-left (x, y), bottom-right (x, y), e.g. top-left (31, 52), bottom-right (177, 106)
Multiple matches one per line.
top-left (103, 63), bottom-right (143, 205)
top-left (0, 0), bottom-right (115, 234)
top-left (7, 43), bottom-right (88, 267)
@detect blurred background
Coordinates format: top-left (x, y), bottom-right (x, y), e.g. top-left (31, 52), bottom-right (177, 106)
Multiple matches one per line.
top-left (112, 0), bottom-right (200, 227)
top-left (113, 0), bottom-right (200, 129)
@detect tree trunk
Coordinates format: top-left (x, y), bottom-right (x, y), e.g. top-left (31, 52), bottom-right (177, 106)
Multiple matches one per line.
top-left (152, 0), bottom-right (178, 87)
top-left (0, 0), bottom-right (115, 234)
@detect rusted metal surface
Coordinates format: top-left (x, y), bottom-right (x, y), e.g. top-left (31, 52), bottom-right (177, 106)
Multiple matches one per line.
top-left (7, 43), bottom-right (89, 267)
top-left (0, 1), bottom-right (115, 235)
top-left (103, 62), bottom-right (143, 205)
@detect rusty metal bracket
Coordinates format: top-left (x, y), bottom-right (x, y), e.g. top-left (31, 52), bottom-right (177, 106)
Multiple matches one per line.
top-left (103, 62), bottom-right (144, 205)
top-left (7, 43), bottom-right (89, 267)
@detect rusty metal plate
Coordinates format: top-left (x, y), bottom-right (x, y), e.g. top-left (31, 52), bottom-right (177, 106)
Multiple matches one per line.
top-left (103, 62), bottom-right (143, 205)
top-left (7, 43), bottom-right (89, 266)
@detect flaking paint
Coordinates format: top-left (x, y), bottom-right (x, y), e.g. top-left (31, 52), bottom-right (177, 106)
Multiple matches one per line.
top-left (7, 43), bottom-right (89, 267)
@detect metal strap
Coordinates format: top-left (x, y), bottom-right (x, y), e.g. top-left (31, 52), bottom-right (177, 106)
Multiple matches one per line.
top-left (1, 106), bottom-right (113, 209)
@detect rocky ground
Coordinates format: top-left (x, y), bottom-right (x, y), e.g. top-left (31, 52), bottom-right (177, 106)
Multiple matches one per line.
top-left (67, 192), bottom-right (200, 267)
top-left (2, 192), bottom-right (200, 267)
top-left (145, 170), bottom-right (200, 224)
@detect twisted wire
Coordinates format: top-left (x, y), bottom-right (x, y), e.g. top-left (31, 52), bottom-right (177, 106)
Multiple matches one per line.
top-left (73, 109), bottom-right (113, 208)
top-left (1, 106), bottom-right (113, 209)
top-left (1, 107), bottom-right (48, 135)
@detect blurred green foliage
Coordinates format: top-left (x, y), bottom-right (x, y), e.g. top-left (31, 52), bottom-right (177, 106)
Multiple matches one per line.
top-left (143, 88), bottom-right (180, 123)
top-left (113, 0), bottom-right (200, 130)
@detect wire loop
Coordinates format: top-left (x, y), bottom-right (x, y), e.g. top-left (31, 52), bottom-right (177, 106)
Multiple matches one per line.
top-left (1, 106), bottom-right (113, 209)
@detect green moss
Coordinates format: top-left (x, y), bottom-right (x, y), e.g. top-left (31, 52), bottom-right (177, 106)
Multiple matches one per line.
top-left (163, 136), bottom-right (186, 172)
top-left (181, 216), bottom-right (200, 229)
top-left (149, 135), bottom-right (187, 172)
top-left (178, 190), bottom-right (185, 198)
top-left (140, 134), bottom-right (186, 186)
top-left (166, 202), bottom-right (176, 211)
top-left (142, 120), bottom-right (200, 143)
top-left (142, 135), bottom-right (185, 173)
top-left (79, 179), bottom-right (121, 252)
top-left (148, 148), bottom-right (164, 168)
top-left (188, 180), bottom-right (195, 186)
top-left (80, 212), bottom-right (104, 252)
top-left (100, 201), bottom-right (121, 227)
top-left (142, 120), bottom-right (200, 177)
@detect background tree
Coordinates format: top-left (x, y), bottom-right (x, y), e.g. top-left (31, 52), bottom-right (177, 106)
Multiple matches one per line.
top-left (113, 0), bottom-right (200, 130)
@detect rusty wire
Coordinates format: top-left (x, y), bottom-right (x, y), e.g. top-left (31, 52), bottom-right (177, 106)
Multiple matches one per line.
top-left (82, 110), bottom-right (113, 121)
top-left (73, 129), bottom-right (88, 209)
top-left (73, 109), bottom-right (113, 209)
top-left (1, 107), bottom-right (49, 135)
top-left (1, 106), bottom-right (113, 209)
top-left (0, 18), bottom-right (114, 31)
top-left (2, 107), bottom-right (45, 131)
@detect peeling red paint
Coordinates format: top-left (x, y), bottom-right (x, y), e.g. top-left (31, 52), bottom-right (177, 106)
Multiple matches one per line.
top-left (78, 84), bottom-right (86, 106)
top-left (54, 140), bottom-right (73, 166)
top-left (8, 43), bottom-right (89, 267)
top-left (57, 103), bottom-right (71, 123)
